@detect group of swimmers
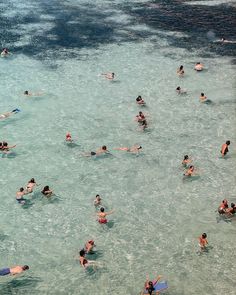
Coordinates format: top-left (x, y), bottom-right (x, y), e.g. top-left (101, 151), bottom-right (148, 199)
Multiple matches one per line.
top-left (16, 178), bottom-right (53, 204)
top-left (218, 199), bottom-right (236, 216)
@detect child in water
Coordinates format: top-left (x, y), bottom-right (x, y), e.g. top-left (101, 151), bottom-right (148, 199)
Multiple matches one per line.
top-left (198, 233), bottom-right (208, 251)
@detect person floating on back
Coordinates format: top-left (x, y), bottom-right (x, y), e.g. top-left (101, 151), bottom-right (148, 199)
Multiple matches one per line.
top-left (0, 265), bottom-right (29, 276)
top-left (101, 72), bottom-right (115, 80)
top-left (221, 140), bottom-right (230, 157)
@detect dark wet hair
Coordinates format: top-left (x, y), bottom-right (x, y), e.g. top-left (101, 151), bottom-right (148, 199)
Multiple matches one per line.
top-left (184, 155), bottom-right (189, 160)
top-left (201, 93), bottom-right (204, 96)
top-left (112, 73), bottom-right (115, 76)
top-left (147, 282), bottom-right (155, 295)
top-left (176, 86), bottom-right (180, 90)
top-left (189, 165), bottom-right (193, 169)
top-left (226, 140), bottom-right (230, 145)
top-left (24, 91), bottom-right (29, 95)
top-left (196, 62), bottom-right (200, 64)
top-left (102, 145), bottom-right (107, 150)
top-left (231, 203), bottom-right (235, 208)
top-left (22, 265), bottom-right (29, 271)
top-left (202, 233), bottom-right (207, 239)
top-left (96, 194), bottom-right (100, 197)
top-left (20, 187), bottom-right (24, 192)
top-left (136, 95), bottom-right (142, 101)
top-left (43, 186), bottom-right (49, 191)
top-left (138, 146), bottom-right (142, 149)
top-left (30, 178), bottom-right (35, 183)
top-left (80, 249), bottom-right (86, 257)
top-left (3, 142), bottom-right (8, 146)
top-left (180, 65), bottom-right (183, 70)
top-left (100, 207), bottom-right (105, 212)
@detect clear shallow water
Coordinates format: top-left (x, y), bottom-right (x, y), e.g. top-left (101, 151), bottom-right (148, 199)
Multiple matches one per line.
top-left (0, 0), bottom-right (236, 294)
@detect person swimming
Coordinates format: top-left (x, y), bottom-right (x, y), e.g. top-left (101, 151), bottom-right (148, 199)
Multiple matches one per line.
top-left (184, 165), bottom-right (195, 176)
top-left (0, 109), bottom-right (20, 120)
top-left (136, 111), bottom-right (146, 122)
top-left (140, 119), bottom-right (148, 130)
top-left (101, 72), bottom-right (115, 80)
top-left (144, 275), bottom-right (162, 295)
top-left (41, 185), bottom-right (53, 197)
top-left (114, 145), bottom-right (142, 153)
top-left (94, 194), bottom-right (102, 206)
top-left (182, 155), bottom-right (191, 167)
top-left (24, 90), bottom-right (43, 96)
top-left (78, 249), bottom-right (96, 269)
top-left (65, 132), bottom-right (73, 142)
top-left (1, 141), bottom-right (16, 153)
top-left (26, 178), bottom-right (38, 193)
top-left (85, 146), bottom-right (110, 157)
top-left (136, 95), bottom-right (146, 105)
top-left (200, 93), bottom-right (207, 102)
top-left (218, 199), bottom-right (228, 214)
top-left (221, 140), bottom-right (230, 157)
top-left (176, 86), bottom-right (187, 94)
top-left (0, 265), bottom-right (29, 276)
top-left (16, 187), bottom-right (26, 205)
top-left (194, 62), bottom-right (204, 71)
top-left (97, 207), bottom-right (114, 224)
top-left (177, 65), bottom-right (184, 76)
top-left (198, 233), bottom-right (208, 251)
top-left (84, 240), bottom-right (96, 254)
top-left (1, 48), bottom-right (9, 57)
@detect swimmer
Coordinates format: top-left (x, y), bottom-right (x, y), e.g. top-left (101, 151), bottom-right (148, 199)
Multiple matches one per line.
top-left (218, 199), bottom-right (228, 214)
top-left (184, 165), bottom-right (195, 176)
top-left (1, 48), bottom-right (9, 57)
top-left (0, 109), bottom-right (20, 120)
top-left (144, 275), bottom-right (162, 295)
top-left (225, 203), bottom-right (236, 216)
top-left (0, 265), bottom-right (29, 276)
top-left (176, 86), bottom-right (187, 94)
top-left (84, 145), bottom-right (110, 157)
top-left (136, 95), bottom-right (146, 105)
top-left (66, 132), bottom-right (73, 142)
top-left (140, 119), bottom-right (148, 130)
top-left (24, 90), bottom-right (43, 96)
top-left (194, 62), bottom-right (204, 71)
top-left (97, 207), bottom-right (114, 224)
top-left (136, 111), bottom-right (146, 122)
top-left (101, 72), bottom-right (115, 80)
top-left (1, 141), bottom-right (16, 152)
top-left (41, 185), bottom-right (53, 197)
top-left (198, 233), bottom-right (208, 251)
top-left (25, 178), bottom-right (38, 193)
top-left (114, 145), bottom-right (142, 153)
top-left (78, 249), bottom-right (96, 269)
top-left (94, 194), bottom-right (102, 206)
top-left (221, 140), bottom-right (230, 157)
top-left (200, 92), bottom-right (207, 102)
top-left (84, 240), bottom-right (96, 254)
top-left (182, 155), bottom-right (191, 167)
top-left (219, 37), bottom-right (236, 44)
top-left (177, 65), bottom-right (184, 76)
top-left (16, 187), bottom-right (27, 205)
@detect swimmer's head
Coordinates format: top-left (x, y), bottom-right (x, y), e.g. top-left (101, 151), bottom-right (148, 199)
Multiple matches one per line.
top-left (22, 265), bottom-right (29, 271)
top-left (100, 207), bottom-right (105, 212)
top-left (3, 142), bottom-right (8, 146)
top-left (43, 185), bottom-right (49, 191)
top-left (24, 91), bottom-right (29, 95)
top-left (102, 146), bottom-right (107, 150)
top-left (184, 155), bottom-right (189, 160)
top-left (180, 65), bottom-right (183, 70)
top-left (148, 281), bottom-right (153, 286)
top-left (138, 146), bottom-right (142, 150)
top-left (189, 165), bottom-right (194, 170)
top-left (226, 140), bottom-right (230, 145)
top-left (196, 62), bottom-right (200, 65)
top-left (231, 203), bottom-right (235, 208)
top-left (176, 86), bottom-right (180, 90)
top-left (202, 233), bottom-right (207, 239)
top-left (201, 93), bottom-right (204, 96)
top-left (20, 187), bottom-right (24, 192)
top-left (112, 73), bottom-right (115, 77)
top-left (80, 249), bottom-right (86, 257)
top-left (88, 240), bottom-right (94, 245)
top-left (96, 194), bottom-right (100, 198)
top-left (30, 178), bottom-right (35, 183)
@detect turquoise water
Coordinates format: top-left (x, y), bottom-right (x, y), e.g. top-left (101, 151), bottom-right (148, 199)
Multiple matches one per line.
top-left (0, 0), bottom-right (236, 294)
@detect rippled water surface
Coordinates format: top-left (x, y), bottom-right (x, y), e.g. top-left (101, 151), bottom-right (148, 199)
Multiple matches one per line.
top-left (0, 0), bottom-right (236, 294)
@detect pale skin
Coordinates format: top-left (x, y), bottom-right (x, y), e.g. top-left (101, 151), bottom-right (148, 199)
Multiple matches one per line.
top-left (184, 166), bottom-right (195, 176)
top-left (97, 210), bottom-right (114, 219)
top-left (101, 73), bottom-right (115, 80)
top-left (144, 275), bottom-right (162, 294)
top-left (16, 190), bottom-right (26, 199)
top-left (200, 94), bottom-right (207, 102)
top-left (114, 145), bottom-right (142, 153)
top-left (10, 266), bottom-right (27, 275)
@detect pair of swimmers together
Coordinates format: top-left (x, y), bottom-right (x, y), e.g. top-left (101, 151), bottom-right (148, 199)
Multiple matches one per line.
top-left (0, 141), bottom-right (16, 152)
top-left (218, 199), bottom-right (236, 216)
top-left (135, 111), bottom-right (148, 130)
top-left (177, 63), bottom-right (204, 77)
top-left (182, 155), bottom-right (196, 177)
top-left (85, 145), bottom-right (142, 157)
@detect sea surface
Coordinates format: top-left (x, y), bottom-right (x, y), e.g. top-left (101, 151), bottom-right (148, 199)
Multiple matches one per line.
top-left (0, 0), bottom-right (236, 294)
